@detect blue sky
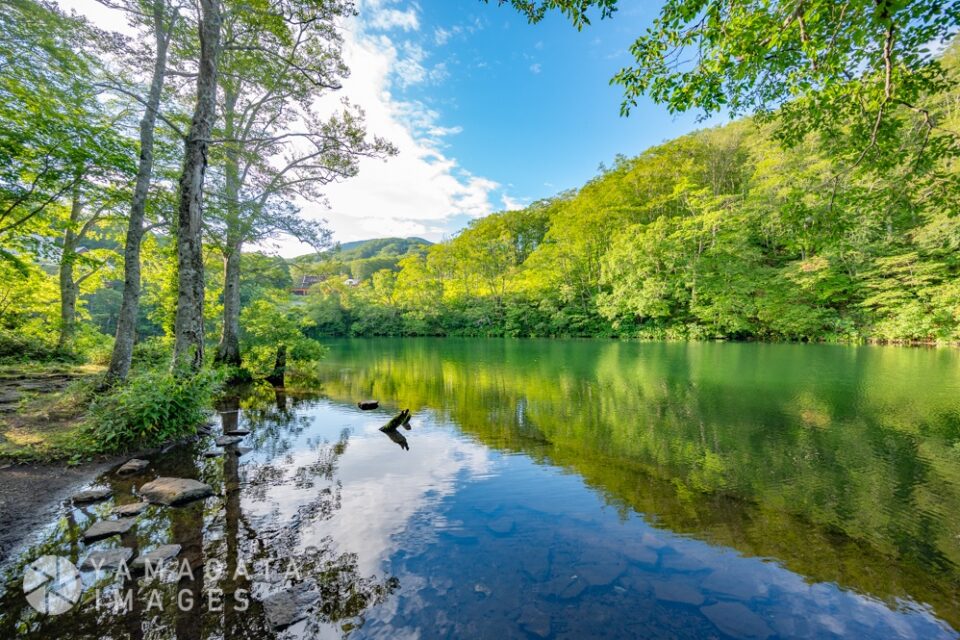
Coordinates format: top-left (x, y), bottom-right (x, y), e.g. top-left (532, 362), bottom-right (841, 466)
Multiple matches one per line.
top-left (58, 0), bottom-right (726, 253)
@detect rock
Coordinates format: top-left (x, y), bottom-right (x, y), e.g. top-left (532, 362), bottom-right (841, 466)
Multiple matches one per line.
top-left (112, 501), bottom-right (150, 517)
top-left (234, 447), bottom-right (253, 456)
top-left (517, 605), bottom-right (551, 638)
top-left (131, 544), bottom-right (181, 570)
top-left (621, 541), bottom-right (659, 567)
top-left (702, 570), bottom-right (768, 600)
top-left (651, 579), bottom-right (705, 606)
top-left (701, 602), bottom-right (773, 639)
top-left (203, 450), bottom-right (224, 458)
top-left (116, 459), bottom-right (150, 476)
top-left (486, 516), bottom-right (515, 536)
top-left (357, 400), bottom-right (379, 410)
top-left (81, 548), bottom-right (133, 571)
top-left (224, 429), bottom-right (249, 436)
top-left (139, 477), bottom-right (213, 506)
top-left (576, 557), bottom-right (627, 586)
top-left (474, 583), bottom-right (492, 597)
top-left (72, 488), bottom-right (113, 504)
top-left (262, 583), bottom-right (318, 630)
top-left (83, 518), bottom-right (136, 542)
top-left (543, 575), bottom-right (587, 600)
top-left (520, 547), bottom-right (550, 580)
top-left (215, 436), bottom-right (243, 447)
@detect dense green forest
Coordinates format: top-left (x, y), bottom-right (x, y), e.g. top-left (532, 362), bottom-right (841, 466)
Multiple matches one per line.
top-left (1, 0), bottom-right (958, 455)
top-left (299, 47), bottom-right (960, 341)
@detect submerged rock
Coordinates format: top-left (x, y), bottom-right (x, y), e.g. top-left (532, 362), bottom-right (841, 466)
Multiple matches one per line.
top-left (224, 429), bottom-right (249, 436)
top-left (81, 548), bottom-right (133, 571)
top-left (131, 544), bottom-right (181, 570)
top-left (262, 583), bottom-right (318, 630)
top-left (651, 579), bottom-right (705, 606)
top-left (111, 501), bottom-right (150, 517)
top-left (700, 602), bottom-right (773, 640)
top-left (72, 488), bottom-right (113, 504)
top-left (116, 459), bottom-right (150, 476)
top-left (139, 477), bottom-right (213, 506)
top-left (517, 604), bottom-right (551, 638)
top-left (215, 435), bottom-right (243, 447)
top-left (358, 400), bottom-right (379, 410)
top-left (82, 518), bottom-right (136, 542)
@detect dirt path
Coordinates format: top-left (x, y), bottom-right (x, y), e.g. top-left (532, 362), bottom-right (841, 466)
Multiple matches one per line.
top-left (0, 458), bottom-right (123, 566)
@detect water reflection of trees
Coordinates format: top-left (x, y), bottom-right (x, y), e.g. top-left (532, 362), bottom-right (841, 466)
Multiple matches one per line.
top-left (314, 338), bottom-right (960, 629)
top-left (0, 383), bottom-right (397, 639)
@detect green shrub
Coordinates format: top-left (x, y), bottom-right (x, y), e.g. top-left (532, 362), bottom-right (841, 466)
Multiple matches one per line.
top-left (82, 367), bottom-right (223, 453)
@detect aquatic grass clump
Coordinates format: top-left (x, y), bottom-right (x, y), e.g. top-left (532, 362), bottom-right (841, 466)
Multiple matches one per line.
top-left (81, 367), bottom-right (224, 453)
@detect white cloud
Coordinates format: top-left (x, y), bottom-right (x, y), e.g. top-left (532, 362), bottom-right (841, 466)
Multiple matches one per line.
top-left (367, 7), bottom-right (420, 32)
top-left (501, 194), bottom-right (527, 211)
top-left (530, 63), bottom-right (542, 74)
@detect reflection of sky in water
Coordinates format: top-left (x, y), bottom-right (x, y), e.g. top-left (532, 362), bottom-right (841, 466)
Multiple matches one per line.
top-left (235, 400), bottom-right (957, 639)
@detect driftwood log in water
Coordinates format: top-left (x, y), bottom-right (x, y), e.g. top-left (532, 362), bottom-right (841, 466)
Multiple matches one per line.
top-left (380, 409), bottom-right (411, 432)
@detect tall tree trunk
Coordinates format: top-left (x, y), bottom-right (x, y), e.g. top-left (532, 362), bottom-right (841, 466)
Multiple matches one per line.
top-left (57, 184), bottom-right (82, 350)
top-left (265, 344), bottom-right (286, 387)
top-left (215, 240), bottom-right (242, 366)
top-left (215, 87), bottom-right (242, 367)
top-left (106, 0), bottom-right (176, 383)
top-left (172, 0), bottom-right (221, 372)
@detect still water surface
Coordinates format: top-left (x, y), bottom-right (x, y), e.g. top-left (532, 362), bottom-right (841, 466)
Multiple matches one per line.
top-left (2, 339), bottom-right (960, 639)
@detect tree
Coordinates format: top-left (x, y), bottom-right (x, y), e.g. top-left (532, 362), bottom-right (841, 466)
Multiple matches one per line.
top-left (104, 0), bottom-right (183, 382)
top-left (172, 0), bottom-right (221, 371)
top-left (207, 0), bottom-right (395, 367)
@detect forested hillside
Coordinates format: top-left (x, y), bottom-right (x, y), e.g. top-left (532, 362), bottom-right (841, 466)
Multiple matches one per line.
top-left (301, 46), bottom-right (960, 342)
top-left (290, 237), bottom-right (431, 283)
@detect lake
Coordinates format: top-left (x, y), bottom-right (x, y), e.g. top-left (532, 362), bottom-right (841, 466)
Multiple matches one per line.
top-left (2, 338), bottom-right (960, 638)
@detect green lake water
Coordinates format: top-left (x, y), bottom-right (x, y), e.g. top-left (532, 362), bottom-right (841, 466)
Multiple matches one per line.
top-left (2, 338), bottom-right (960, 638)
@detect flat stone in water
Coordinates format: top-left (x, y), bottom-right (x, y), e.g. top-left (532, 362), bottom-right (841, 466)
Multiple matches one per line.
top-left (234, 447), bottom-right (253, 456)
top-left (700, 602), bottom-right (773, 640)
top-left (72, 488), bottom-right (113, 503)
top-left (520, 547), bottom-right (550, 580)
top-left (517, 605), bottom-right (551, 638)
top-left (358, 400), bottom-right (379, 410)
top-left (132, 544), bottom-right (181, 570)
top-left (576, 556), bottom-right (627, 586)
top-left (116, 458), bottom-right (150, 475)
top-left (215, 436), bottom-right (243, 446)
top-left (83, 518), bottom-right (136, 542)
top-left (224, 429), bottom-right (249, 436)
top-left (702, 569), bottom-right (768, 600)
top-left (139, 477), bottom-right (213, 506)
top-left (486, 516), bottom-right (515, 535)
top-left (112, 501), bottom-right (150, 517)
top-left (262, 583), bottom-right (318, 630)
top-left (651, 579), bottom-right (705, 606)
top-left (81, 547), bottom-right (133, 571)
top-left (203, 450), bottom-right (224, 458)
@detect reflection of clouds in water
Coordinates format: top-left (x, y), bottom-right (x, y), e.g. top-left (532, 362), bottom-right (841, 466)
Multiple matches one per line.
top-left (317, 421), bottom-right (492, 574)
top-left (239, 406), bottom-right (492, 575)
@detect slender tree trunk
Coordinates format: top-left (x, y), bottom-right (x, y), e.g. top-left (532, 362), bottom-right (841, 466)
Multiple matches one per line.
top-left (106, 0), bottom-right (176, 383)
top-left (265, 344), bottom-right (286, 387)
top-left (172, 0), bottom-right (221, 372)
top-left (57, 185), bottom-right (82, 350)
top-left (215, 240), bottom-right (242, 366)
top-left (215, 87), bottom-right (242, 367)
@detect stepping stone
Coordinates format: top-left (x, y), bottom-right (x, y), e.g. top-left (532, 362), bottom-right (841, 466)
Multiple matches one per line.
top-left (203, 450), bottom-right (224, 458)
top-left (73, 488), bottom-right (113, 504)
top-left (234, 447), bottom-right (253, 456)
top-left (116, 459), bottom-right (150, 476)
top-left (132, 544), bottom-right (181, 570)
top-left (139, 477), bottom-right (213, 506)
top-left (112, 501), bottom-right (150, 517)
top-left (224, 429), bottom-right (249, 436)
top-left (215, 436), bottom-right (243, 447)
top-left (576, 557), bottom-right (627, 586)
top-left (83, 518), bottom-right (136, 542)
top-left (262, 583), bottom-right (318, 630)
top-left (357, 400), bottom-right (378, 410)
top-left (700, 602), bottom-right (773, 640)
top-left (81, 548), bottom-right (133, 571)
